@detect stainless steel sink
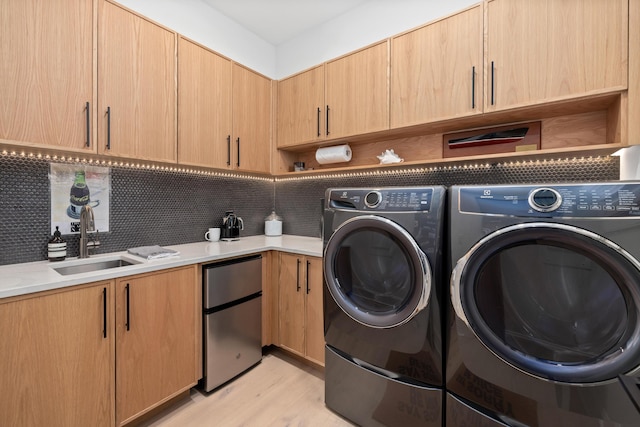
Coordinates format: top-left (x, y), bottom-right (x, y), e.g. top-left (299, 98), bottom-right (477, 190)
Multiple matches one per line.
top-left (52, 256), bottom-right (142, 276)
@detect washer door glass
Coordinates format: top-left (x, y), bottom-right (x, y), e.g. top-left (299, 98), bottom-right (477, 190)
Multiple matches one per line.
top-left (324, 215), bottom-right (431, 328)
top-left (454, 223), bottom-right (640, 383)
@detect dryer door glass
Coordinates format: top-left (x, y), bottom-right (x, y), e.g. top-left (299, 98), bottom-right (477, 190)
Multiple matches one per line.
top-left (477, 243), bottom-right (626, 361)
top-left (456, 224), bottom-right (640, 383)
top-left (324, 215), bottom-right (431, 328)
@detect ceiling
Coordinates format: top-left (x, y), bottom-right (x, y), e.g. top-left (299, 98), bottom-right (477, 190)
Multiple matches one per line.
top-left (201, 0), bottom-right (371, 45)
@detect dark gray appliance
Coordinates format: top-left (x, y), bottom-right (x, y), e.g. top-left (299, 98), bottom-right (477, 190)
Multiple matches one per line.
top-left (447, 183), bottom-right (640, 426)
top-left (202, 255), bottom-right (262, 392)
top-left (323, 186), bottom-right (446, 427)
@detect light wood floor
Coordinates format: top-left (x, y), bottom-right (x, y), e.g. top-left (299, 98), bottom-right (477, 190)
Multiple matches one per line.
top-left (139, 348), bottom-right (355, 426)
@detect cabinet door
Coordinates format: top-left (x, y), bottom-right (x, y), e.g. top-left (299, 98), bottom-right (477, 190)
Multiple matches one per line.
top-left (278, 253), bottom-right (306, 356)
top-left (116, 266), bottom-right (197, 425)
top-left (276, 65), bottom-right (325, 147)
top-left (391, 5), bottom-right (483, 128)
top-left (99, 1), bottom-right (177, 162)
top-left (178, 37), bottom-right (232, 169)
top-left (0, 283), bottom-right (113, 427)
top-left (0, 0), bottom-right (94, 151)
top-left (305, 256), bottom-right (325, 365)
top-left (232, 64), bottom-right (272, 174)
top-left (486, 0), bottom-right (628, 111)
top-left (325, 41), bottom-right (390, 139)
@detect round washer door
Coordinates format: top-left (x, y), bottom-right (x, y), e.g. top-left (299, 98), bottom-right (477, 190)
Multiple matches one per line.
top-left (451, 222), bottom-right (640, 383)
top-left (324, 215), bottom-right (431, 328)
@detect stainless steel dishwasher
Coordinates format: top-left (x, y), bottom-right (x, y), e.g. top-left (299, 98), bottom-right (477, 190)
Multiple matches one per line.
top-left (202, 254), bottom-right (262, 392)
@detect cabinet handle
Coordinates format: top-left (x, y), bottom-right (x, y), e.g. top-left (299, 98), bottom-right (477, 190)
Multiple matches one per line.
top-left (317, 107), bottom-right (321, 137)
top-left (471, 66), bottom-right (476, 109)
top-left (306, 260), bottom-right (310, 294)
top-left (85, 101), bottom-right (91, 147)
top-left (102, 287), bottom-right (107, 339)
top-left (106, 106), bottom-right (111, 150)
top-left (236, 137), bottom-right (240, 167)
top-left (296, 259), bottom-right (301, 292)
top-left (490, 61), bottom-right (495, 106)
top-left (226, 135), bottom-right (231, 166)
top-left (125, 283), bottom-right (130, 331)
top-left (325, 105), bottom-right (330, 135)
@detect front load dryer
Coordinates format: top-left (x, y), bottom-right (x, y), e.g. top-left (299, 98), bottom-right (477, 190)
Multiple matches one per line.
top-left (446, 183), bottom-right (640, 426)
top-left (323, 186), bottom-right (446, 427)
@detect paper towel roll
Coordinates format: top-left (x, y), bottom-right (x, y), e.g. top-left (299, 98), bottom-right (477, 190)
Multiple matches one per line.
top-left (315, 145), bottom-right (352, 165)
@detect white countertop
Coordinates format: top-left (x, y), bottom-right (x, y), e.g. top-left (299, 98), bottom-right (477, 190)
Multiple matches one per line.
top-left (0, 235), bottom-right (323, 300)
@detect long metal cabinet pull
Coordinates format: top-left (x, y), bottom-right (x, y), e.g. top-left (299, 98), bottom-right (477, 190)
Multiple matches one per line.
top-left (296, 259), bottom-right (301, 292)
top-left (106, 106), bottom-right (111, 150)
top-left (317, 107), bottom-right (321, 137)
top-left (325, 105), bottom-right (330, 135)
top-left (471, 67), bottom-right (476, 109)
top-left (226, 135), bottom-right (231, 166)
top-left (102, 287), bottom-right (107, 338)
top-left (236, 137), bottom-right (240, 167)
top-left (85, 102), bottom-right (91, 147)
top-left (125, 283), bottom-right (130, 331)
top-left (490, 61), bottom-right (495, 106)
top-left (306, 260), bottom-right (310, 294)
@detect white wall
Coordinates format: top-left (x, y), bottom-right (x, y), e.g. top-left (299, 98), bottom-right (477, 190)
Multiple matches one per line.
top-left (276, 0), bottom-right (479, 79)
top-left (113, 0), bottom-right (478, 79)
top-left (114, 0), bottom-right (277, 77)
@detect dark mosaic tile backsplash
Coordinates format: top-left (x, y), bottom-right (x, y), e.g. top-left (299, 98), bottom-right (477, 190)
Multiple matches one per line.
top-left (0, 155), bottom-right (619, 266)
top-left (0, 156), bottom-right (273, 265)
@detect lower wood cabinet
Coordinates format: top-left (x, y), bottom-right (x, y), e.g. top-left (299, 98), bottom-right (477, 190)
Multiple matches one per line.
top-left (115, 265), bottom-right (199, 425)
top-left (278, 253), bottom-right (324, 365)
top-left (0, 282), bottom-right (115, 427)
top-left (0, 265), bottom-right (199, 427)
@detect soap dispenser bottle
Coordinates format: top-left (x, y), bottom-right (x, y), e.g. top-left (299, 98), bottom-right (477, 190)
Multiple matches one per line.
top-left (48, 226), bottom-right (67, 261)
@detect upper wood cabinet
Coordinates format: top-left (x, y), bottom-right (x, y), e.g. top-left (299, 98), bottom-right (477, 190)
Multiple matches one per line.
top-left (177, 47), bottom-right (271, 174)
top-left (115, 266), bottom-right (198, 425)
top-left (278, 253), bottom-right (324, 366)
top-left (277, 65), bottom-right (325, 147)
top-left (277, 41), bottom-right (389, 148)
top-left (177, 37), bottom-right (233, 169)
top-left (98, 0), bottom-right (177, 163)
top-left (325, 40), bottom-right (390, 141)
top-left (0, 0), bottom-right (94, 152)
top-left (390, 5), bottom-right (483, 128)
top-left (0, 282), bottom-right (114, 427)
top-left (485, 0), bottom-right (628, 111)
top-left (232, 63), bottom-right (272, 174)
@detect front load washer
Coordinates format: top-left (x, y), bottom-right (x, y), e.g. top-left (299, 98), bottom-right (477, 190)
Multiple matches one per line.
top-left (447, 183), bottom-right (640, 426)
top-left (323, 186), bottom-right (446, 427)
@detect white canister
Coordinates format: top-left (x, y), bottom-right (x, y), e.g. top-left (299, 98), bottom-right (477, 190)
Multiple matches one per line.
top-left (265, 211), bottom-right (282, 236)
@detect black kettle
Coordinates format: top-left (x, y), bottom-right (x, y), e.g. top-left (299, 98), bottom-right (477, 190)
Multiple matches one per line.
top-left (221, 210), bottom-right (244, 240)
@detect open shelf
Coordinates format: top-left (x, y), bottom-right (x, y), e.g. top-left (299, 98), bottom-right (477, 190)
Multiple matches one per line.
top-left (274, 92), bottom-right (626, 176)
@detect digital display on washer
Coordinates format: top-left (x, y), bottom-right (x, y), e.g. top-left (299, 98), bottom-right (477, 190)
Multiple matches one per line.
top-left (330, 188), bottom-right (432, 211)
top-left (383, 190), bottom-right (432, 210)
top-left (458, 183), bottom-right (640, 217)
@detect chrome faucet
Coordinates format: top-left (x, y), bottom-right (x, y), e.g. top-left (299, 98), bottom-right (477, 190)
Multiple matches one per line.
top-left (79, 205), bottom-right (98, 258)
